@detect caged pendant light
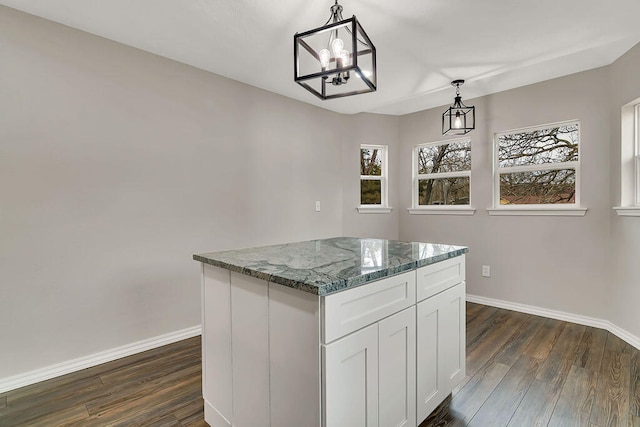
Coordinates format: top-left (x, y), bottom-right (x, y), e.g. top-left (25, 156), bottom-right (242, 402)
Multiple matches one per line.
top-left (294, 0), bottom-right (376, 100)
top-left (442, 80), bottom-right (475, 135)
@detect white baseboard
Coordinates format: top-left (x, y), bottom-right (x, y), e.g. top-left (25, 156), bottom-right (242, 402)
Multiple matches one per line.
top-left (466, 294), bottom-right (640, 351)
top-left (607, 323), bottom-right (640, 352)
top-left (0, 325), bottom-right (202, 394)
top-left (4, 296), bottom-right (638, 395)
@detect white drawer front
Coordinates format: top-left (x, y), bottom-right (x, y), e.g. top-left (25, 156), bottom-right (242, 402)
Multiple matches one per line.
top-left (416, 256), bottom-right (465, 302)
top-left (322, 271), bottom-right (416, 344)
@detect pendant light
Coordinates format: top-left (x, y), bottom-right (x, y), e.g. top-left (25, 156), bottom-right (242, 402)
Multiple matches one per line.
top-left (294, 1), bottom-right (376, 100)
top-left (442, 80), bottom-right (475, 135)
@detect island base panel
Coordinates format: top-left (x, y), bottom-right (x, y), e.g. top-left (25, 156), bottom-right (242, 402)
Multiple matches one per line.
top-left (230, 272), bottom-right (270, 427)
top-left (203, 402), bottom-right (231, 427)
top-left (202, 264), bottom-right (321, 427)
top-left (269, 282), bottom-right (321, 427)
top-left (202, 265), bottom-right (232, 426)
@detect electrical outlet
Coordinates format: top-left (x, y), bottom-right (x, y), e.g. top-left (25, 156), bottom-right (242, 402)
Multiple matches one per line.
top-left (482, 265), bottom-right (491, 277)
top-left (315, 201), bottom-right (321, 212)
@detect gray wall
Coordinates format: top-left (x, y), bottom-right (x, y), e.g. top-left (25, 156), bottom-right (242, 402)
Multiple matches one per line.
top-left (398, 68), bottom-right (613, 321)
top-left (609, 43), bottom-right (640, 339)
top-left (342, 113), bottom-right (401, 239)
top-left (395, 42), bottom-right (640, 340)
top-left (0, 6), bottom-right (397, 379)
top-left (2, 3), bottom-right (639, 383)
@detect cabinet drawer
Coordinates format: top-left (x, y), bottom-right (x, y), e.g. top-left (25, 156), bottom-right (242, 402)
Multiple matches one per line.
top-left (322, 271), bottom-right (416, 344)
top-left (416, 256), bottom-right (465, 302)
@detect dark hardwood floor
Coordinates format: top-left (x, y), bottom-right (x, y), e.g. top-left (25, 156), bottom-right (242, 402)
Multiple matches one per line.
top-left (1, 303), bottom-right (638, 426)
top-left (421, 303), bottom-right (640, 427)
top-left (0, 336), bottom-right (205, 427)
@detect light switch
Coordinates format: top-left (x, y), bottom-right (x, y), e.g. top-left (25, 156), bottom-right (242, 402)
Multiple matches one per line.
top-left (315, 201), bottom-right (321, 212)
top-left (482, 265), bottom-right (491, 277)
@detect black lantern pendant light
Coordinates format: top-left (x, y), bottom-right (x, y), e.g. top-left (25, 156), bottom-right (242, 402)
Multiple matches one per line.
top-left (294, 1), bottom-right (376, 100)
top-left (442, 80), bottom-right (475, 135)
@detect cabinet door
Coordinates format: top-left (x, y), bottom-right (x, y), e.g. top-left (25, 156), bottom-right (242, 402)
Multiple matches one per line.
top-left (323, 324), bottom-right (379, 427)
top-left (439, 282), bottom-right (466, 392)
top-left (379, 307), bottom-right (416, 427)
top-left (416, 291), bottom-right (445, 422)
top-left (416, 283), bottom-right (466, 423)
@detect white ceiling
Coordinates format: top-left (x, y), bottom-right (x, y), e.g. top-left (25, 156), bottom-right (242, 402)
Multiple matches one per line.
top-left (2, 0), bottom-right (640, 115)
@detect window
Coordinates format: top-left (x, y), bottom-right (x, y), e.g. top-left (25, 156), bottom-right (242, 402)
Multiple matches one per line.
top-left (409, 138), bottom-right (474, 215)
top-left (615, 101), bottom-right (640, 216)
top-left (635, 104), bottom-right (640, 205)
top-left (490, 121), bottom-right (586, 216)
top-left (359, 145), bottom-right (391, 213)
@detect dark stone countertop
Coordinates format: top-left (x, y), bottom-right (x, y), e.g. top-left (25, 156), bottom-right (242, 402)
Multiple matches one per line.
top-left (194, 237), bottom-right (468, 296)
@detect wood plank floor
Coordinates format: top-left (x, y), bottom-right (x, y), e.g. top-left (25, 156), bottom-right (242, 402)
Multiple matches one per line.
top-left (421, 303), bottom-right (640, 427)
top-left (1, 303), bottom-right (638, 426)
top-left (0, 336), bottom-right (205, 427)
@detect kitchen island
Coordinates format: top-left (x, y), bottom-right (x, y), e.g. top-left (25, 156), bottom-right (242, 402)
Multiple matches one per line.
top-left (194, 237), bottom-right (468, 427)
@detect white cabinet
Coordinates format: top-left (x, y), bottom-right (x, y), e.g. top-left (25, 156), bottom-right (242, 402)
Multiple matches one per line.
top-left (323, 324), bottom-right (379, 427)
top-left (416, 282), bottom-right (466, 421)
top-left (200, 255), bottom-right (465, 427)
top-left (379, 307), bottom-right (416, 427)
top-left (416, 292), bottom-right (445, 420)
top-left (322, 272), bottom-right (416, 427)
top-left (439, 283), bottom-right (466, 392)
top-left (322, 306), bottom-right (418, 427)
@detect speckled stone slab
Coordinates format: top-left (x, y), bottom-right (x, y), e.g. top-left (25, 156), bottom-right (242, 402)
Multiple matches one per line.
top-left (194, 237), bottom-right (468, 296)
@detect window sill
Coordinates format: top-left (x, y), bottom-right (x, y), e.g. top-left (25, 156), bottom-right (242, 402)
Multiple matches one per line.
top-left (357, 206), bottom-right (393, 214)
top-left (487, 207), bottom-right (588, 216)
top-left (613, 207), bottom-right (640, 216)
top-left (407, 207), bottom-right (476, 216)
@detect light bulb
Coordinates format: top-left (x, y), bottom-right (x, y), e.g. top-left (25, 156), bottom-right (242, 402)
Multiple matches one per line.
top-left (340, 50), bottom-right (350, 67)
top-left (453, 112), bottom-right (462, 129)
top-left (331, 38), bottom-right (344, 57)
top-left (319, 49), bottom-right (330, 69)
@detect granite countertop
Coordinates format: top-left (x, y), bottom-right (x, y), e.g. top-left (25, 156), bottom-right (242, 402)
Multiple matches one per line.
top-left (193, 237), bottom-right (468, 296)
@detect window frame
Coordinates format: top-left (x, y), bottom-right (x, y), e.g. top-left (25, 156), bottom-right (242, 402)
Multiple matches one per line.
top-left (615, 101), bottom-right (640, 216)
top-left (408, 137), bottom-right (475, 215)
top-left (489, 120), bottom-right (587, 216)
top-left (358, 144), bottom-right (392, 214)
top-left (635, 103), bottom-right (640, 206)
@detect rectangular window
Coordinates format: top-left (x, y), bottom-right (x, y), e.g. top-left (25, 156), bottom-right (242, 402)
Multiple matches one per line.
top-left (614, 100), bottom-right (640, 215)
top-left (413, 138), bottom-right (471, 207)
top-left (494, 121), bottom-right (580, 208)
top-left (360, 145), bottom-right (388, 207)
top-left (635, 104), bottom-right (640, 205)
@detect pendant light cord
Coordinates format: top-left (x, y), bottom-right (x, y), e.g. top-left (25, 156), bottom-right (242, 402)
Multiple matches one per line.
top-left (321, 1), bottom-right (369, 47)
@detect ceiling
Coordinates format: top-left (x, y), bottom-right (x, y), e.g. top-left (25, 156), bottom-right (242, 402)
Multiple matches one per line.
top-left (2, 0), bottom-right (640, 115)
